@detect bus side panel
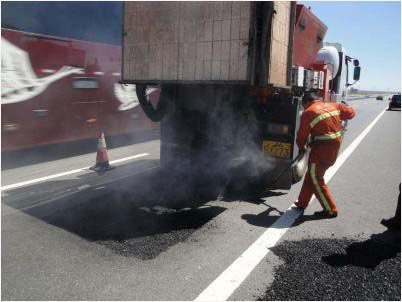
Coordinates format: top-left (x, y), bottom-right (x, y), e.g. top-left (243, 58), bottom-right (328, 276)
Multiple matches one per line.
top-left (2, 30), bottom-right (61, 150)
top-left (2, 28), bottom-right (160, 151)
top-left (24, 35), bottom-right (71, 145)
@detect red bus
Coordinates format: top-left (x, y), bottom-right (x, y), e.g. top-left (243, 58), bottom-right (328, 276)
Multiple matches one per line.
top-left (1, 28), bottom-right (159, 151)
top-left (1, 2), bottom-right (159, 151)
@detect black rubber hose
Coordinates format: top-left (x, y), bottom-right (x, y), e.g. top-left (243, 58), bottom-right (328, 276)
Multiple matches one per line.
top-left (136, 84), bottom-right (168, 122)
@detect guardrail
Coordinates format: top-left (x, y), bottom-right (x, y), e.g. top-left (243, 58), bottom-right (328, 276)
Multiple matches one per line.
top-left (347, 96), bottom-right (374, 101)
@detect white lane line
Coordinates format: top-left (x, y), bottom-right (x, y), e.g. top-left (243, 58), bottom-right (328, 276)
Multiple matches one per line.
top-left (1, 153), bottom-right (149, 192)
top-left (195, 108), bottom-right (386, 301)
top-left (109, 153), bottom-right (149, 165)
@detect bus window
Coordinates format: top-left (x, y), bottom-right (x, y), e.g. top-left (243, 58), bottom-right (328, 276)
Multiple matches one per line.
top-left (72, 77), bottom-right (98, 89)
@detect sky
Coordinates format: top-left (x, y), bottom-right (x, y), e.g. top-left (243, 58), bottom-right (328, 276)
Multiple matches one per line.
top-left (1, 2), bottom-right (122, 45)
top-left (302, 1), bottom-right (401, 92)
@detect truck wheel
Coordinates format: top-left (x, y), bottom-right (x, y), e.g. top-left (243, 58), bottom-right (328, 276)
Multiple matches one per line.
top-left (292, 149), bottom-right (309, 183)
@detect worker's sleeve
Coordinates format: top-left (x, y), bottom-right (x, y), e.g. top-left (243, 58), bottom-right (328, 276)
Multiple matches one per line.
top-left (339, 104), bottom-right (356, 120)
top-left (296, 112), bottom-right (311, 149)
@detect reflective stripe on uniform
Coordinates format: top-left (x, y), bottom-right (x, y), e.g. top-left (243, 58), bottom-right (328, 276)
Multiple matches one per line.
top-left (310, 163), bottom-right (332, 212)
top-left (310, 110), bottom-right (340, 129)
top-left (313, 131), bottom-right (343, 141)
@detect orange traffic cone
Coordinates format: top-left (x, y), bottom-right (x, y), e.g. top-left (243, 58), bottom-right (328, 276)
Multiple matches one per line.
top-left (90, 132), bottom-right (114, 172)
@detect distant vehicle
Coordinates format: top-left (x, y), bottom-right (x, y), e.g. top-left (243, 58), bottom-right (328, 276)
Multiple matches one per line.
top-left (388, 94), bottom-right (401, 110)
top-left (376, 96), bottom-right (383, 100)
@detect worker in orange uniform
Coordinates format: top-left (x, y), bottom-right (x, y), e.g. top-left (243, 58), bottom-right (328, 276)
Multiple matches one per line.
top-left (294, 90), bottom-right (356, 217)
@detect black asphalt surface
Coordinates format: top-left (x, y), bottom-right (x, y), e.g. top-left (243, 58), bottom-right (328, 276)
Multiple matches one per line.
top-left (259, 234), bottom-right (400, 301)
top-left (1, 97), bottom-right (400, 300)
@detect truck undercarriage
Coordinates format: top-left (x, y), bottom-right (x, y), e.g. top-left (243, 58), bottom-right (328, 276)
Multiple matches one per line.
top-left (136, 84), bottom-right (306, 204)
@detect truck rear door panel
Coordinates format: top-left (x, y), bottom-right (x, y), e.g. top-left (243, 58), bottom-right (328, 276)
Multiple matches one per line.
top-left (122, 1), bottom-right (293, 87)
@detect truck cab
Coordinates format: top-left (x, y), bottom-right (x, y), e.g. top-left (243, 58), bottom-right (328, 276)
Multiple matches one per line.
top-left (316, 42), bottom-right (361, 103)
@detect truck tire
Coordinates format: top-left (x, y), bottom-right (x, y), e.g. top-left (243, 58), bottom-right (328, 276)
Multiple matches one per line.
top-left (291, 149), bottom-right (309, 183)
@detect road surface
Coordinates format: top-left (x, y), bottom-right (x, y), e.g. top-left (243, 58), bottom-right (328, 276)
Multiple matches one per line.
top-left (1, 97), bottom-right (400, 300)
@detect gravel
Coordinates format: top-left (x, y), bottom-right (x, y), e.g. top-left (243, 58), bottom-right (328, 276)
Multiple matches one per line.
top-left (258, 230), bottom-right (401, 301)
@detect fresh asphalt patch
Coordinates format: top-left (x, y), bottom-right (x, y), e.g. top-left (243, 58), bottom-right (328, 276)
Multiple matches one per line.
top-left (97, 206), bottom-right (225, 259)
top-left (258, 230), bottom-right (401, 301)
top-left (3, 164), bottom-right (227, 260)
top-left (34, 190), bottom-right (225, 260)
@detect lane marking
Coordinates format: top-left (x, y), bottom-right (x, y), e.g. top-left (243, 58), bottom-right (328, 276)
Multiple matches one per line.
top-left (77, 184), bottom-right (91, 191)
top-left (2, 165), bottom-right (159, 216)
top-left (1, 153), bottom-right (150, 192)
top-left (195, 108), bottom-right (386, 301)
top-left (109, 153), bottom-right (149, 165)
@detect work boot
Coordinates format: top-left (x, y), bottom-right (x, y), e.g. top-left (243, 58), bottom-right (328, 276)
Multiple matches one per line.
top-left (314, 210), bottom-right (338, 219)
top-left (381, 217), bottom-right (401, 231)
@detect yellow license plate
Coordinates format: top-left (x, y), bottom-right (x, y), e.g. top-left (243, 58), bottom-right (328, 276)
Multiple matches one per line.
top-left (262, 140), bottom-right (292, 158)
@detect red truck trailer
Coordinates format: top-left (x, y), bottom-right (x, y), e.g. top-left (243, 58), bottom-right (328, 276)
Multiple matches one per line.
top-left (1, 28), bottom-right (159, 151)
top-left (121, 2), bottom-right (360, 199)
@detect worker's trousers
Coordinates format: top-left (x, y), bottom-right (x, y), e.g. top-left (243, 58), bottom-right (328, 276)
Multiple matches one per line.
top-left (297, 144), bottom-right (339, 213)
